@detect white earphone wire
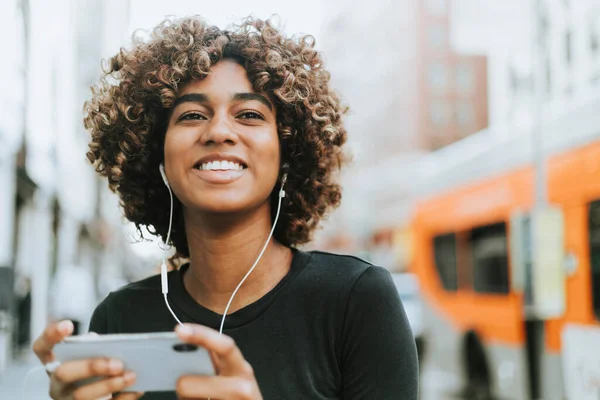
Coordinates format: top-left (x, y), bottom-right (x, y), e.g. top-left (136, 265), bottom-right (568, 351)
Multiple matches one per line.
top-left (218, 182), bottom-right (285, 335)
top-left (161, 174), bottom-right (183, 326)
top-left (159, 165), bottom-right (288, 335)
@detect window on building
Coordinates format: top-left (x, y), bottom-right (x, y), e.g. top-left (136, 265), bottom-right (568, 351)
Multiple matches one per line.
top-left (591, 17), bottom-right (599, 56)
top-left (508, 63), bottom-right (534, 94)
top-left (429, 101), bottom-right (451, 126)
top-left (426, 0), bottom-right (447, 15)
top-left (539, 8), bottom-right (550, 47)
top-left (429, 24), bottom-right (446, 49)
top-left (428, 63), bottom-right (448, 94)
top-left (588, 200), bottom-right (600, 319)
top-left (456, 63), bottom-right (475, 95)
top-left (470, 223), bottom-right (510, 294)
top-left (545, 57), bottom-right (552, 95)
top-left (456, 102), bottom-right (475, 128)
top-left (433, 233), bottom-right (458, 291)
top-left (565, 30), bottom-right (573, 66)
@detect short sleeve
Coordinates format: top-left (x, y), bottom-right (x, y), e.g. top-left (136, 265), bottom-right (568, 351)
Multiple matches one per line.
top-left (340, 266), bottom-right (419, 399)
top-left (88, 293), bottom-right (111, 334)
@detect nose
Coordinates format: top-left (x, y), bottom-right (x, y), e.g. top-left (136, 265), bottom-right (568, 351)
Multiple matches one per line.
top-left (202, 111), bottom-right (237, 146)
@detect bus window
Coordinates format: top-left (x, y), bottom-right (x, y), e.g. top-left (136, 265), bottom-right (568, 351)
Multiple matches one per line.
top-left (588, 201), bottom-right (600, 319)
top-left (470, 223), bottom-right (510, 294)
top-left (433, 233), bottom-right (458, 291)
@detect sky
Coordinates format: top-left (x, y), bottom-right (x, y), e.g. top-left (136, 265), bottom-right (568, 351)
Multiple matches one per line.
top-left (127, 0), bottom-right (327, 46)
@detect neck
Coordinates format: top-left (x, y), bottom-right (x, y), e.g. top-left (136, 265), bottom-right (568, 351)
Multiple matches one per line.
top-left (182, 205), bottom-right (292, 314)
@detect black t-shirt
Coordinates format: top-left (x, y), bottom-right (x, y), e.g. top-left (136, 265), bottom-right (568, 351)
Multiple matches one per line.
top-left (89, 249), bottom-right (419, 399)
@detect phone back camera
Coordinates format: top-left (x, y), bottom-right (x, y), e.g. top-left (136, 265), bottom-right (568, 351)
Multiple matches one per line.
top-left (172, 343), bottom-right (198, 352)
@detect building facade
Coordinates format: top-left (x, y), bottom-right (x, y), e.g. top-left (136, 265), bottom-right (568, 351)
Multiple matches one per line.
top-left (317, 0), bottom-right (489, 257)
top-left (0, 0), bottom-right (133, 371)
top-left (450, 0), bottom-right (600, 128)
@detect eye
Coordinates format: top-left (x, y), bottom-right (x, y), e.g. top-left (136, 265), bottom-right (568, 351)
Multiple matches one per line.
top-left (237, 111), bottom-right (264, 120)
top-left (179, 112), bottom-right (206, 121)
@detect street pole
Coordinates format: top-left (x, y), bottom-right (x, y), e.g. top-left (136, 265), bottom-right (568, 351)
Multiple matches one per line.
top-left (532, 0), bottom-right (546, 207)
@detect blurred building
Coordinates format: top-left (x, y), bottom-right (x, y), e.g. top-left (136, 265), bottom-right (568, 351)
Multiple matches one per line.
top-left (451, 0), bottom-right (600, 128)
top-left (0, 0), bottom-right (133, 371)
top-left (322, 0), bottom-right (488, 161)
top-left (317, 0), bottom-right (488, 268)
top-left (417, 0), bottom-right (488, 150)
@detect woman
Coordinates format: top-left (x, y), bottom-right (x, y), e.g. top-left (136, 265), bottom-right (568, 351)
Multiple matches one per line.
top-left (33, 16), bottom-right (418, 399)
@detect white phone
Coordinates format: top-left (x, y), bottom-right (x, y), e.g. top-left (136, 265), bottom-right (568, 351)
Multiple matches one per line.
top-left (54, 332), bottom-right (214, 392)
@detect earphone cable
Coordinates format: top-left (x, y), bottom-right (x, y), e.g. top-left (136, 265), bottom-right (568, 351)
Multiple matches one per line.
top-left (218, 185), bottom-right (285, 335)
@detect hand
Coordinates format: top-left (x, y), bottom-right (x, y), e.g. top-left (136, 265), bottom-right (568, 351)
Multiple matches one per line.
top-left (175, 324), bottom-right (263, 400)
top-left (32, 320), bottom-right (143, 400)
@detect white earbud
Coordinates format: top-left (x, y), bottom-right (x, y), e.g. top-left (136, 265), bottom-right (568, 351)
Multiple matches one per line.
top-left (279, 163), bottom-right (289, 198)
top-left (159, 163), bottom-right (169, 188)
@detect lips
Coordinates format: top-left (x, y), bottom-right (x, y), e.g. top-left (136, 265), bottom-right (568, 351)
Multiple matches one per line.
top-left (192, 167), bottom-right (245, 184)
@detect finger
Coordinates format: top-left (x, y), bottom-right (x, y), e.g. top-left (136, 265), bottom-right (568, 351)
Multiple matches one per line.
top-left (113, 391), bottom-right (144, 400)
top-left (32, 320), bottom-right (74, 364)
top-left (209, 350), bottom-right (220, 375)
top-left (70, 371), bottom-right (136, 400)
top-left (177, 375), bottom-right (257, 399)
top-left (53, 358), bottom-right (124, 384)
top-left (176, 324), bottom-right (249, 376)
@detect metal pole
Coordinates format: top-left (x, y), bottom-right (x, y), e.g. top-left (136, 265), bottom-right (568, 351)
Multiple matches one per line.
top-left (532, 0), bottom-right (546, 206)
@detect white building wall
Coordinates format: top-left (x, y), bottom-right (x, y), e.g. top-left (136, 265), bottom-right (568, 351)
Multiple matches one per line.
top-left (22, 0), bottom-right (61, 344)
top-left (320, 0), bottom-right (422, 237)
top-left (12, 0), bottom-right (131, 346)
top-left (450, 0), bottom-right (600, 130)
top-left (0, 0), bottom-right (26, 267)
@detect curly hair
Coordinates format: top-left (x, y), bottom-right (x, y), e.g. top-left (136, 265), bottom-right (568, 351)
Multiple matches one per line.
top-left (84, 16), bottom-right (348, 258)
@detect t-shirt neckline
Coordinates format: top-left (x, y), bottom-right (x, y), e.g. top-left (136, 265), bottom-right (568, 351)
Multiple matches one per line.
top-left (168, 248), bottom-right (312, 331)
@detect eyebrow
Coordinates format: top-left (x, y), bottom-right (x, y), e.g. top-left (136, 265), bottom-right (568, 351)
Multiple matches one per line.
top-left (172, 92), bottom-right (273, 110)
top-left (232, 93), bottom-right (273, 110)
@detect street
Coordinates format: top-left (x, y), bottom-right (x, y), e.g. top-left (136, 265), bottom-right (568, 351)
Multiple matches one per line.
top-left (0, 353), bottom-right (50, 399)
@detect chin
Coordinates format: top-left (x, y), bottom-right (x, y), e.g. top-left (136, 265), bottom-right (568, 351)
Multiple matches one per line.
top-left (190, 193), bottom-right (266, 216)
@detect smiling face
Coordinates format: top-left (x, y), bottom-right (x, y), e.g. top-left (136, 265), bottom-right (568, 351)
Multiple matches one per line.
top-left (163, 59), bottom-right (280, 216)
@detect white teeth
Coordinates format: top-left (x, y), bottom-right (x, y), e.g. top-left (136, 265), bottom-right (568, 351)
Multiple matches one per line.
top-left (199, 161), bottom-right (244, 171)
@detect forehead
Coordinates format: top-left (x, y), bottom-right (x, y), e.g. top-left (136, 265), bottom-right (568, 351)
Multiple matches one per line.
top-left (178, 59), bottom-right (253, 96)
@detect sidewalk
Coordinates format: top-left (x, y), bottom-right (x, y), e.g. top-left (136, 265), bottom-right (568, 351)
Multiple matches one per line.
top-left (0, 352), bottom-right (50, 400)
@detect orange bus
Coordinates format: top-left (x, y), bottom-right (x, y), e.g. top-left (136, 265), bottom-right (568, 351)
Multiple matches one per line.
top-left (410, 93), bottom-right (600, 400)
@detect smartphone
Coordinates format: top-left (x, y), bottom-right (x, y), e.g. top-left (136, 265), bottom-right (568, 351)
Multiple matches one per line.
top-left (54, 332), bottom-right (214, 392)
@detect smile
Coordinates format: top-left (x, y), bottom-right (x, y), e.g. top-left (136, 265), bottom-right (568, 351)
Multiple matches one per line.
top-left (192, 162), bottom-right (246, 184)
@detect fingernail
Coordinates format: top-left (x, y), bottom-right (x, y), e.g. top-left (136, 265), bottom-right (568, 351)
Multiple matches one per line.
top-left (177, 325), bottom-right (194, 336)
top-left (124, 371), bottom-right (136, 382)
top-left (58, 320), bottom-right (73, 333)
top-left (109, 359), bottom-right (123, 372)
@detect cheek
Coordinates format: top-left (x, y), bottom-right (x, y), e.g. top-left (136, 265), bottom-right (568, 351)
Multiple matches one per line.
top-left (163, 128), bottom-right (194, 167)
top-left (255, 131), bottom-right (281, 174)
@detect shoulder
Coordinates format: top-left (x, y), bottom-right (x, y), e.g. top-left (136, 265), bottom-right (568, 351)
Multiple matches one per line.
top-left (89, 272), bottom-right (167, 333)
top-left (304, 250), bottom-right (392, 285)
top-left (100, 273), bottom-right (163, 305)
top-left (298, 250), bottom-right (396, 298)
top-left (304, 250), bottom-right (373, 276)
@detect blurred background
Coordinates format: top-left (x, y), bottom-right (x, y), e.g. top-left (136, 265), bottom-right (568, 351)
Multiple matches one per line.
top-left (1, 0), bottom-right (600, 399)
